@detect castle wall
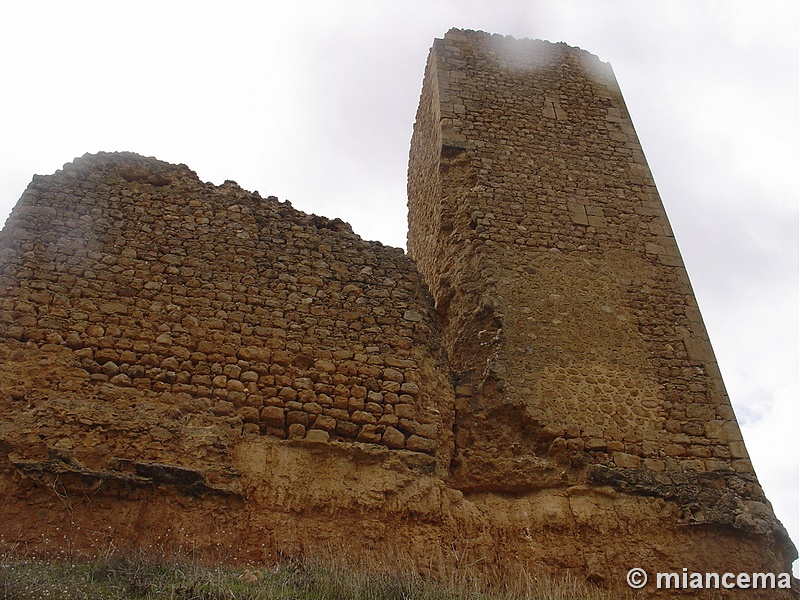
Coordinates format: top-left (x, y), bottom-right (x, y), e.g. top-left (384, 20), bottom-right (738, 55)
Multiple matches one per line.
top-left (0, 30), bottom-right (795, 596)
top-left (409, 27), bottom-right (751, 488)
top-left (0, 152), bottom-right (451, 473)
top-left (407, 28), bottom-right (796, 585)
top-left (0, 153), bottom-right (460, 559)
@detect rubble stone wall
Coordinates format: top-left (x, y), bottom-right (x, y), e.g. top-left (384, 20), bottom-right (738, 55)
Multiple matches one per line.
top-left (0, 29), bottom-right (795, 597)
top-left (408, 27), bottom-right (755, 488)
top-left (0, 152), bottom-right (453, 481)
top-left (407, 28), bottom-right (796, 580)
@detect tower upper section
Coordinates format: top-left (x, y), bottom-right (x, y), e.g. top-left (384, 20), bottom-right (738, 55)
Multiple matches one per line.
top-left (406, 30), bottom-right (773, 512)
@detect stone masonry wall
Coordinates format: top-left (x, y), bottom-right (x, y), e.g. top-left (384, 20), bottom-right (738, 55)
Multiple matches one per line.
top-left (0, 30), bottom-right (796, 595)
top-left (407, 28), bottom-right (795, 564)
top-left (0, 152), bottom-right (452, 485)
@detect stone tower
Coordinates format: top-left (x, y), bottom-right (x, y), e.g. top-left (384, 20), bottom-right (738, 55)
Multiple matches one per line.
top-left (408, 28), bottom-right (795, 582)
top-left (0, 28), bottom-right (795, 597)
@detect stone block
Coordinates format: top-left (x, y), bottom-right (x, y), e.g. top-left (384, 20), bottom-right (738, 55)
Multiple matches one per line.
top-left (240, 406), bottom-right (260, 424)
top-left (642, 458), bottom-right (665, 471)
top-left (313, 415), bottom-right (337, 431)
top-left (278, 387), bottom-right (297, 401)
top-left (286, 411), bottom-right (309, 427)
top-left (351, 411), bottom-right (376, 425)
top-left (365, 402), bottom-right (383, 415)
top-left (356, 424), bottom-right (381, 444)
top-left (612, 452), bottom-right (641, 469)
top-left (728, 441), bottom-right (749, 459)
top-left (381, 426), bottom-right (405, 449)
top-left (305, 429), bottom-right (329, 443)
top-left (406, 435), bottom-right (437, 455)
top-left (287, 423), bottom-right (306, 440)
top-left (395, 404), bottom-right (416, 420)
top-left (400, 382), bottom-right (420, 395)
top-left (261, 406), bottom-right (285, 428)
top-left (585, 438), bottom-right (607, 452)
top-left (335, 421), bottom-right (359, 439)
top-left (382, 368), bottom-right (404, 383)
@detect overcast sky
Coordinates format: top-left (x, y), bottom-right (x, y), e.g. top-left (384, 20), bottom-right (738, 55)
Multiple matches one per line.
top-left (1, 0), bottom-right (797, 572)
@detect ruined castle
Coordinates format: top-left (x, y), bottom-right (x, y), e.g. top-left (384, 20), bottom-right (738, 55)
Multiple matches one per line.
top-left (0, 29), bottom-right (795, 596)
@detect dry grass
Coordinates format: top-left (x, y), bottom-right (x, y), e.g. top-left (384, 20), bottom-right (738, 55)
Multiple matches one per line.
top-left (0, 548), bottom-right (626, 600)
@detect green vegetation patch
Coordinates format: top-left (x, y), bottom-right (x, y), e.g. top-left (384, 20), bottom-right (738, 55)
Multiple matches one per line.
top-left (0, 552), bottom-right (624, 600)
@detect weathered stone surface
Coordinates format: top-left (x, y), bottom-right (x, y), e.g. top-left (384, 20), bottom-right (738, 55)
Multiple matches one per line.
top-left (381, 426), bottom-right (405, 449)
top-left (406, 27), bottom-right (796, 595)
top-left (0, 29), bottom-right (794, 599)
